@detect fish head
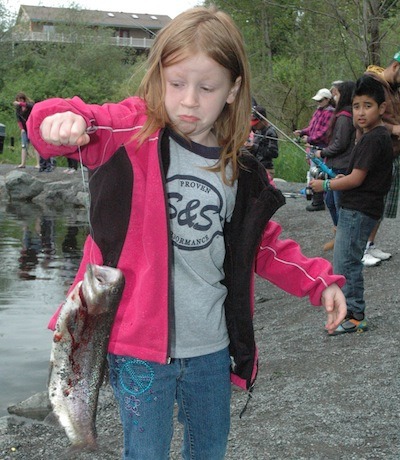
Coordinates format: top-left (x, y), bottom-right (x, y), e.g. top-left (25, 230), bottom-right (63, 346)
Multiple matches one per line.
top-left (81, 264), bottom-right (125, 315)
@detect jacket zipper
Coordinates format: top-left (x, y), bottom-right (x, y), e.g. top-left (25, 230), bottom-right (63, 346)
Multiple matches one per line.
top-left (158, 128), bottom-right (174, 364)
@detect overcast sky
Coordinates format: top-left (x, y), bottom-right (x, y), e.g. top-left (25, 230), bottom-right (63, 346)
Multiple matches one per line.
top-left (12, 0), bottom-right (201, 18)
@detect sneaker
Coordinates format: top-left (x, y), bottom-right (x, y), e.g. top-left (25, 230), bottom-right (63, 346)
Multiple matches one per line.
top-left (367, 245), bottom-right (391, 261)
top-left (329, 317), bottom-right (368, 336)
top-left (362, 252), bottom-right (381, 267)
top-left (306, 203), bottom-right (325, 212)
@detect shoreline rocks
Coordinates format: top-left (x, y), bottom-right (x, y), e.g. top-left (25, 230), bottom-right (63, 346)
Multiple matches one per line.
top-left (0, 166), bottom-right (89, 208)
top-left (6, 393), bottom-right (52, 422)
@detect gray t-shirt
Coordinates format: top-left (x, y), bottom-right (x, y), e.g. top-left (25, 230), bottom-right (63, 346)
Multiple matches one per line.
top-left (167, 132), bottom-right (237, 358)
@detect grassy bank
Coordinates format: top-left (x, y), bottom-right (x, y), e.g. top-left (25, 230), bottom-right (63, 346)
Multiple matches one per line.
top-left (274, 139), bottom-right (308, 183)
top-left (0, 139), bottom-right (68, 168)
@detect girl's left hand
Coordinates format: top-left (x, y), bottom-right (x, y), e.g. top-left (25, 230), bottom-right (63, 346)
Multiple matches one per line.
top-left (320, 284), bottom-right (347, 334)
top-left (309, 179), bottom-right (324, 193)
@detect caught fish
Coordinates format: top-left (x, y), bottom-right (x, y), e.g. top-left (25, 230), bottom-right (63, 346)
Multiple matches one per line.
top-left (48, 263), bottom-right (125, 452)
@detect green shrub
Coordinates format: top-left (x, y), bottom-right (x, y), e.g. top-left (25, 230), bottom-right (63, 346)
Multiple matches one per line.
top-left (274, 140), bottom-right (308, 183)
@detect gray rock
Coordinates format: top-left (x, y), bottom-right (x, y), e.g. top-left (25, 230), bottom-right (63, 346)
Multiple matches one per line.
top-left (7, 392), bottom-right (51, 422)
top-left (5, 171), bottom-right (44, 201)
top-left (0, 175), bottom-right (6, 199)
top-left (75, 191), bottom-right (90, 207)
top-left (32, 181), bottom-right (86, 207)
top-left (2, 166), bottom-right (89, 208)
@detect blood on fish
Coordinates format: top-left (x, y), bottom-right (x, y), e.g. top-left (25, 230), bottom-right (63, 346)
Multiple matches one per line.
top-left (48, 264), bottom-right (125, 452)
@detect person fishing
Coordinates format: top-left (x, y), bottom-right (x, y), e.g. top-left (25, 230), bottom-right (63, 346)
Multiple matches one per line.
top-left (28, 6), bottom-right (346, 459)
top-left (248, 105), bottom-right (279, 178)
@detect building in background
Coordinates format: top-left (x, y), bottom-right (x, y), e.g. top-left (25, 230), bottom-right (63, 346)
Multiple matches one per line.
top-left (9, 5), bottom-right (172, 50)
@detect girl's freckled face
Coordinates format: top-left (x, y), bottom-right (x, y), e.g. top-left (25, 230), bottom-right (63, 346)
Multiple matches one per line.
top-left (163, 52), bottom-right (240, 146)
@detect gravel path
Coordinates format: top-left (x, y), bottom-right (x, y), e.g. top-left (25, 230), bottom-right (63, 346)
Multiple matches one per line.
top-left (0, 174), bottom-right (399, 459)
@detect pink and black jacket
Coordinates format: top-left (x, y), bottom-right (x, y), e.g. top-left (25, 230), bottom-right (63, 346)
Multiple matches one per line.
top-left (28, 96), bottom-right (345, 391)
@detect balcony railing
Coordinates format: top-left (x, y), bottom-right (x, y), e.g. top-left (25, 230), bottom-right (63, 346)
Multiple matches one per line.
top-left (9, 31), bottom-right (154, 49)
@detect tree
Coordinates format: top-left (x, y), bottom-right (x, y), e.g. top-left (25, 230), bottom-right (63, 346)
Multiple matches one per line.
top-left (207, 0), bottom-right (400, 130)
top-left (325, 0), bottom-right (400, 67)
top-left (0, 3), bottom-right (142, 142)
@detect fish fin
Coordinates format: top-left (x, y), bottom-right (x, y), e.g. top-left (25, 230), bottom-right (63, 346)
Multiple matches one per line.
top-left (59, 442), bottom-right (97, 460)
top-left (43, 410), bottom-right (63, 429)
top-left (64, 440), bottom-right (98, 456)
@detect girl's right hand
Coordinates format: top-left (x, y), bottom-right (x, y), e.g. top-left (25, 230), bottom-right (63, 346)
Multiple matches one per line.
top-left (40, 111), bottom-right (90, 147)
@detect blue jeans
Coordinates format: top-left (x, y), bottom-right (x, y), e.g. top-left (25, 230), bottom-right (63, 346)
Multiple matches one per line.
top-left (325, 168), bottom-right (346, 226)
top-left (108, 348), bottom-right (231, 460)
top-left (333, 208), bottom-right (378, 316)
top-left (21, 130), bottom-right (29, 149)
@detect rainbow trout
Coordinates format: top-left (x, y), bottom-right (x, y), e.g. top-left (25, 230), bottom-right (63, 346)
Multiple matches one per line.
top-left (48, 264), bottom-right (125, 452)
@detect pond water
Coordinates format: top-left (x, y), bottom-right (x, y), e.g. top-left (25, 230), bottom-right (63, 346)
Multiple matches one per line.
top-left (0, 201), bottom-right (89, 417)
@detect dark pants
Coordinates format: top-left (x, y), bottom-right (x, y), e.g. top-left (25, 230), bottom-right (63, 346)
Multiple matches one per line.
top-left (312, 191), bottom-right (324, 206)
top-left (39, 157), bottom-right (55, 172)
top-left (67, 158), bottom-right (78, 170)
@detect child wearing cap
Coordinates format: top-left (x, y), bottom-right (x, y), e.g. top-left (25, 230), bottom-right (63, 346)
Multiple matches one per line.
top-left (293, 88), bottom-right (335, 211)
top-left (249, 105), bottom-right (279, 178)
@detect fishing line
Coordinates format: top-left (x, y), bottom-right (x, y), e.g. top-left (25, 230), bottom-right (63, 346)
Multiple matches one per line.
top-left (76, 128), bottom-right (112, 265)
top-left (77, 144), bottom-right (96, 264)
top-left (251, 107), bottom-right (319, 187)
top-left (77, 144), bottom-right (90, 222)
top-left (253, 134), bottom-right (292, 142)
top-left (252, 107), bottom-right (308, 155)
top-left (76, 124), bottom-right (142, 265)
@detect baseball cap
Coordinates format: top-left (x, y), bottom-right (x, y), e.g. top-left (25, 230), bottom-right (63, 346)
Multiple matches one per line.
top-left (393, 50), bottom-right (400, 63)
top-left (311, 88), bottom-right (332, 101)
top-left (251, 105), bottom-right (266, 126)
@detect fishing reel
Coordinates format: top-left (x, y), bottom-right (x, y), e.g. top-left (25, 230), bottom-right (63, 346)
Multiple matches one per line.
top-left (305, 146), bottom-right (336, 200)
top-left (307, 146), bottom-right (336, 179)
top-left (305, 164), bottom-right (325, 200)
top-left (306, 155), bottom-right (330, 200)
top-left (309, 165), bottom-right (326, 180)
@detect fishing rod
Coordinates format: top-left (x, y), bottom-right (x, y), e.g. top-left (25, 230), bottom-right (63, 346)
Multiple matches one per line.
top-left (251, 106), bottom-right (336, 179)
top-left (252, 106), bottom-right (308, 154)
top-left (252, 133), bottom-right (292, 142)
